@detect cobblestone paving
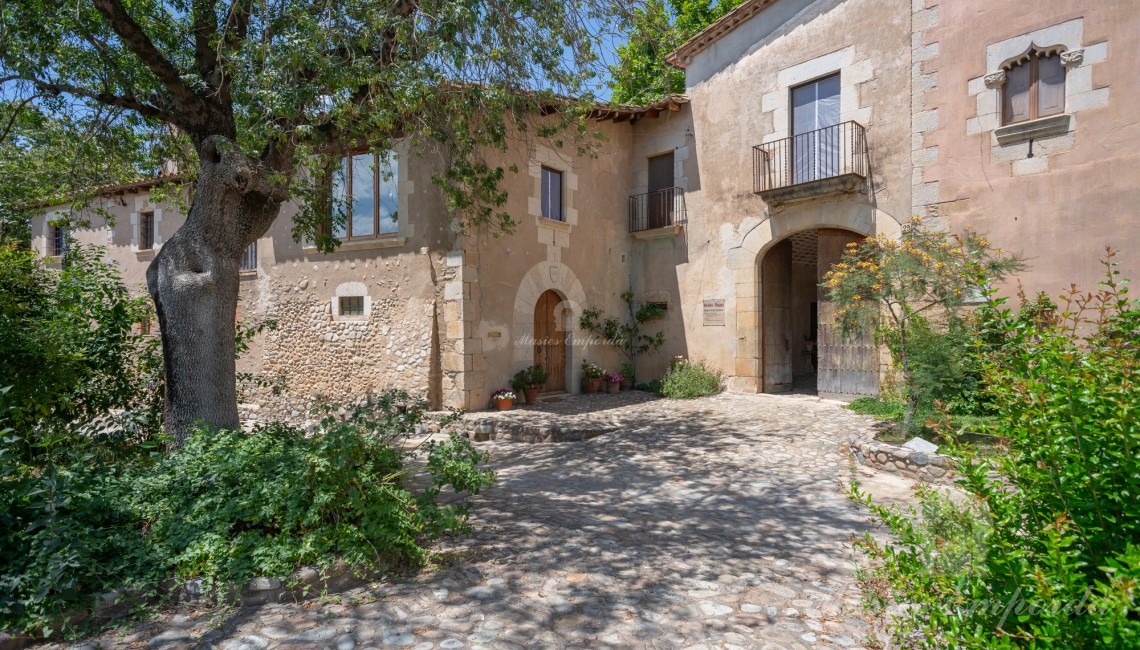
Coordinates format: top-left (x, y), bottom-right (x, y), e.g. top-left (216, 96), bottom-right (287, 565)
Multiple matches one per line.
top-left (48, 392), bottom-right (889, 650)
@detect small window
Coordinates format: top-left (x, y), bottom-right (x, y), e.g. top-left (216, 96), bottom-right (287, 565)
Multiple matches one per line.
top-left (339, 296), bottom-right (365, 316)
top-left (1003, 51), bottom-right (1066, 125)
top-left (50, 225), bottom-right (69, 257)
top-left (332, 151), bottom-right (399, 240)
top-left (138, 319), bottom-right (152, 335)
top-left (240, 241), bottom-right (258, 271)
top-left (140, 211), bottom-right (155, 250)
top-left (540, 167), bottom-right (563, 221)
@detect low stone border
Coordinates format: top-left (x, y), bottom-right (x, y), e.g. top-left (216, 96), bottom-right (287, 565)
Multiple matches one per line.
top-left (849, 436), bottom-right (956, 484)
top-left (0, 562), bottom-right (376, 650)
top-left (461, 418), bottom-right (611, 443)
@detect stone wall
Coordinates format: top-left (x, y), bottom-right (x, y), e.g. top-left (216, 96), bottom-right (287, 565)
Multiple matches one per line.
top-left (236, 251), bottom-right (447, 422)
top-left (849, 436), bottom-right (955, 485)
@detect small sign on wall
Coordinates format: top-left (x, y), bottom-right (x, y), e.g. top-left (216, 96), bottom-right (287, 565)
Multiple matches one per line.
top-left (703, 299), bottom-right (725, 326)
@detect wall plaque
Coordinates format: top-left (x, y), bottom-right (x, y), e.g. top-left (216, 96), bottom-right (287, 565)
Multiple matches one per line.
top-left (703, 299), bottom-right (726, 326)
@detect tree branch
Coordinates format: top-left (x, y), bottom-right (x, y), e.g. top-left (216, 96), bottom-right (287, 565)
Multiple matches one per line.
top-left (91, 0), bottom-right (205, 118)
top-left (25, 77), bottom-right (178, 125)
top-left (0, 95), bottom-right (39, 145)
top-left (192, 0), bottom-right (220, 88)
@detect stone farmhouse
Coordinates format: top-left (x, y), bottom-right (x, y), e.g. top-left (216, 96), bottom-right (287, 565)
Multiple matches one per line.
top-left (31, 0), bottom-right (1139, 417)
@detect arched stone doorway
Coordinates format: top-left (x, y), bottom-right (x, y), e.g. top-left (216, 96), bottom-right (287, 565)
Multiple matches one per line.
top-left (760, 227), bottom-right (879, 398)
top-left (533, 289), bottom-right (568, 392)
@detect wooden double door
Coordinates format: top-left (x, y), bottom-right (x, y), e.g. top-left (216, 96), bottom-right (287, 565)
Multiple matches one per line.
top-left (761, 228), bottom-right (878, 398)
top-left (533, 290), bottom-right (567, 392)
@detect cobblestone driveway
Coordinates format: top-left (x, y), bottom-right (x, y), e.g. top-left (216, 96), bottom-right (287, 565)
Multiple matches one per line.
top-left (53, 392), bottom-right (887, 650)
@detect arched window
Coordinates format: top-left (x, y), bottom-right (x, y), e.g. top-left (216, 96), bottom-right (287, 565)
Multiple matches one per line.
top-left (1002, 49), bottom-right (1065, 125)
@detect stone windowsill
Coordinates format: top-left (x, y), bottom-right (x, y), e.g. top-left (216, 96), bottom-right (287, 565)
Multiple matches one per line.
top-left (135, 248), bottom-right (156, 259)
top-left (303, 236), bottom-right (407, 254)
top-left (994, 113), bottom-right (1072, 146)
top-left (535, 216), bottom-right (572, 232)
top-left (631, 224), bottom-right (684, 240)
top-left (239, 269), bottom-right (258, 278)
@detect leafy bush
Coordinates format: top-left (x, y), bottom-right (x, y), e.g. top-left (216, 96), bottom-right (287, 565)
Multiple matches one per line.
top-left (0, 246), bottom-right (496, 639)
top-left (854, 255), bottom-right (1140, 647)
top-left (659, 358), bottom-right (722, 399)
top-left (1, 397), bottom-right (493, 637)
top-left (0, 244), bottom-right (162, 456)
top-left (133, 404), bottom-right (494, 587)
top-left (0, 446), bottom-right (162, 637)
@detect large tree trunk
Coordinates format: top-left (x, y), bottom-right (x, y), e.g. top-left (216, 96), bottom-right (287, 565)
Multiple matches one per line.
top-left (147, 137), bottom-right (283, 448)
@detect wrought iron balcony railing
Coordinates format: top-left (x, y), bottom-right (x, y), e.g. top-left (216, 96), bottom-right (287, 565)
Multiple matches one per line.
top-left (628, 187), bottom-right (687, 233)
top-left (752, 121), bottom-right (868, 195)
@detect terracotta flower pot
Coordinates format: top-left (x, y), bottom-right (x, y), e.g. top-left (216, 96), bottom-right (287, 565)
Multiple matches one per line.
top-left (606, 380), bottom-right (620, 394)
top-left (495, 398), bottom-right (513, 411)
top-left (524, 387), bottom-right (539, 405)
top-left (583, 378), bottom-right (601, 394)
top-left (620, 378), bottom-right (633, 391)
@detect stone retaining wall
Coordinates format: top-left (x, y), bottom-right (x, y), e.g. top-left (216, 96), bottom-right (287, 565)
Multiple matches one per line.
top-left (461, 417), bottom-right (609, 444)
top-left (849, 436), bottom-right (956, 484)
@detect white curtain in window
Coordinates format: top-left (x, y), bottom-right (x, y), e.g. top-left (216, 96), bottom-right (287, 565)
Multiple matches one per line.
top-left (791, 74), bottom-right (841, 184)
top-left (541, 168), bottom-right (562, 221)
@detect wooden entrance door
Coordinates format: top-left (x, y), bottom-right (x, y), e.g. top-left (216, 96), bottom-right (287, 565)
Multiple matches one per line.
top-left (761, 238), bottom-right (794, 392)
top-left (534, 290), bottom-right (567, 392)
top-left (817, 229), bottom-right (879, 398)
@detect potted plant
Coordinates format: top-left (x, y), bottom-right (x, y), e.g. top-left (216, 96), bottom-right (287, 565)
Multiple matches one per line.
top-left (580, 360), bottom-right (604, 394)
top-left (525, 364), bottom-right (548, 403)
top-left (491, 388), bottom-right (516, 411)
top-left (619, 362), bottom-right (635, 390)
top-left (510, 372), bottom-right (528, 403)
top-left (603, 372), bottom-right (623, 394)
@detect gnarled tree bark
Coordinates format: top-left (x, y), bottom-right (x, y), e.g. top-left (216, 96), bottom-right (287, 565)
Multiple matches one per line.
top-left (146, 136), bottom-right (283, 447)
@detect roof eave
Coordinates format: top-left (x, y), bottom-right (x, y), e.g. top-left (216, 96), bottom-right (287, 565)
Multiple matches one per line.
top-left (665, 0), bottom-right (780, 71)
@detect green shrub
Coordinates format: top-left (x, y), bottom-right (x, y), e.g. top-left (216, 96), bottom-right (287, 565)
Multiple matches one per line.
top-left (1, 395), bottom-right (493, 638)
top-left (659, 359), bottom-right (722, 399)
top-left (133, 403), bottom-right (493, 587)
top-left (854, 256), bottom-right (1140, 647)
top-left (877, 315), bottom-right (990, 417)
top-left (0, 244), bottom-right (162, 459)
top-left (0, 447), bottom-right (162, 637)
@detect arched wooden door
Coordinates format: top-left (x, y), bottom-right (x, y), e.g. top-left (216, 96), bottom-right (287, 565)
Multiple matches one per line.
top-left (534, 290), bottom-right (567, 392)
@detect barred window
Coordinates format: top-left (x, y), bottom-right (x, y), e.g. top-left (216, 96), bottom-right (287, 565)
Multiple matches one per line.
top-left (140, 211), bottom-right (155, 250)
top-left (339, 296), bottom-right (365, 316)
top-left (240, 241), bottom-right (258, 271)
top-left (50, 225), bottom-right (69, 257)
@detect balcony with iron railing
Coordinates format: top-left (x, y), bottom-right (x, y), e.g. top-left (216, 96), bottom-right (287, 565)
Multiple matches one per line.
top-left (628, 187), bottom-right (687, 236)
top-left (752, 121), bottom-right (868, 205)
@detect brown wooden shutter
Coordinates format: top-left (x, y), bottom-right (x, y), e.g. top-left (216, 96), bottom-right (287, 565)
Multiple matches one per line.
top-left (1003, 62), bottom-right (1032, 124)
top-left (1037, 54), bottom-right (1066, 117)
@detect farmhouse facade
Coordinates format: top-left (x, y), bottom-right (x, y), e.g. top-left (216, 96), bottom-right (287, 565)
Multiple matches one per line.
top-left (32, 0), bottom-right (1139, 416)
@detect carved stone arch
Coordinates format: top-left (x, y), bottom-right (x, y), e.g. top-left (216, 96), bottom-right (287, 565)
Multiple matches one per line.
top-left (511, 261), bottom-right (588, 393)
top-left (999, 42), bottom-right (1068, 72)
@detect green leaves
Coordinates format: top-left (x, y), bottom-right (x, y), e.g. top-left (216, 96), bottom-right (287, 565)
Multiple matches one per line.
top-left (854, 253), bottom-right (1140, 647)
top-left (609, 0), bottom-right (744, 104)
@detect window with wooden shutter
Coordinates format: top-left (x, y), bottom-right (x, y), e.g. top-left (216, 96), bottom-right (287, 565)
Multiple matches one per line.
top-left (1002, 51), bottom-right (1066, 125)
